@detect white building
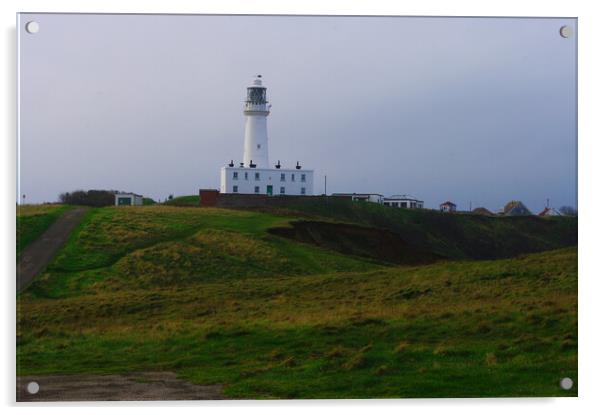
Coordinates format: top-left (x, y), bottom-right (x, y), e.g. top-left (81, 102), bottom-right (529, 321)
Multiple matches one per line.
top-left (332, 193), bottom-right (384, 204)
top-left (383, 194), bottom-right (424, 209)
top-left (220, 75), bottom-right (314, 196)
top-left (115, 192), bottom-right (143, 206)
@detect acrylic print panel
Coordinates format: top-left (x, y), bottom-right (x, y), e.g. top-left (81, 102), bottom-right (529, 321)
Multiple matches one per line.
top-left (16, 13), bottom-right (577, 401)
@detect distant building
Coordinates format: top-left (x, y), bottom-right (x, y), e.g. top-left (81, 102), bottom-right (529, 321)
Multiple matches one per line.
top-left (115, 192), bottom-right (143, 206)
top-left (538, 207), bottom-right (564, 217)
top-left (383, 195), bottom-right (424, 209)
top-left (332, 193), bottom-right (384, 204)
top-left (503, 200), bottom-right (532, 216)
top-left (220, 76), bottom-right (314, 196)
top-left (439, 201), bottom-right (457, 212)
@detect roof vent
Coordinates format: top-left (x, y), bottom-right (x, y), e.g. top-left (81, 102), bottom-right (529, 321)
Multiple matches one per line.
top-left (275, 160), bottom-right (281, 169)
top-left (228, 160), bottom-right (234, 167)
top-left (249, 160), bottom-right (256, 168)
top-left (295, 161), bottom-right (301, 170)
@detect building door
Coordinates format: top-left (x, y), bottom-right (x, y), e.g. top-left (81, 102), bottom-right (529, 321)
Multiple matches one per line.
top-left (118, 197), bottom-right (131, 205)
top-left (266, 185), bottom-right (273, 196)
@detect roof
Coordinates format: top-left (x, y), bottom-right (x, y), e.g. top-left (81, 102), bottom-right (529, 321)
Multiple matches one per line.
top-left (385, 194), bottom-right (423, 202)
top-left (115, 192), bottom-right (143, 197)
top-left (440, 201), bottom-right (456, 207)
top-left (222, 166), bottom-right (313, 172)
top-left (504, 200), bottom-right (532, 216)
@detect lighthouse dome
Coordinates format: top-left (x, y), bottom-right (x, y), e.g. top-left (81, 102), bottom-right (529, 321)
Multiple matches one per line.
top-left (251, 75), bottom-right (265, 87)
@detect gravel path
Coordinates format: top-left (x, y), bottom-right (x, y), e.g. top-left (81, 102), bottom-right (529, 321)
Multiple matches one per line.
top-left (17, 372), bottom-right (224, 401)
top-left (17, 207), bottom-right (89, 292)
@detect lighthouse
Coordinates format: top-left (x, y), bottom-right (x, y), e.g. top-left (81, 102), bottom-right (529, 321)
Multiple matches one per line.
top-left (243, 75), bottom-right (270, 168)
top-left (220, 75), bottom-right (314, 196)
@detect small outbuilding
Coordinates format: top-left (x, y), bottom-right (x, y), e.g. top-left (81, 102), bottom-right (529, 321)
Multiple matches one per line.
top-left (440, 201), bottom-right (457, 212)
top-left (199, 189), bottom-right (219, 207)
top-left (115, 192), bottom-right (143, 206)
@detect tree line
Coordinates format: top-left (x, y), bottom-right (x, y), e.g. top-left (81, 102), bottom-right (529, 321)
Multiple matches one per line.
top-left (58, 190), bottom-right (118, 207)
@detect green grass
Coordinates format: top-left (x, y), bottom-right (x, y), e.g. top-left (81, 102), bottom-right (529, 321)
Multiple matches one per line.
top-left (16, 205), bottom-right (578, 398)
top-left (17, 247), bottom-right (577, 398)
top-left (16, 204), bottom-right (72, 258)
top-left (163, 195), bottom-right (198, 207)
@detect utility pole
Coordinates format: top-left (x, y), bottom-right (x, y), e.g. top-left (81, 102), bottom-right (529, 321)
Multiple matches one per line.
top-left (324, 175), bottom-right (327, 196)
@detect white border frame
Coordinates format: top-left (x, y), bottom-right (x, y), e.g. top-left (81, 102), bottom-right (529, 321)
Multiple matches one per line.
top-left (3, 1), bottom-right (600, 414)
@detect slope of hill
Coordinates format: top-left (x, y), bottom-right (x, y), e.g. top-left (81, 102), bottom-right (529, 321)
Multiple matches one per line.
top-left (262, 198), bottom-right (577, 260)
top-left (17, 205), bottom-right (578, 398)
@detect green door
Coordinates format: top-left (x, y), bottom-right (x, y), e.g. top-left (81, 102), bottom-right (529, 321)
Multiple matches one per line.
top-left (266, 185), bottom-right (273, 196)
top-left (118, 197), bottom-right (131, 205)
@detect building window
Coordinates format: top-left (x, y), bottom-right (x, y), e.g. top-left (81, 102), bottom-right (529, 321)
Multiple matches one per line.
top-left (291, 174), bottom-right (295, 182)
top-left (301, 174), bottom-right (306, 182)
top-left (233, 171), bottom-right (238, 180)
top-left (393, 202), bottom-right (399, 207)
top-left (257, 144), bottom-right (261, 149)
top-left (255, 172), bottom-right (260, 180)
top-left (401, 202), bottom-right (407, 208)
top-left (280, 186), bottom-right (285, 194)
top-left (254, 186), bottom-right (260, 193)
top-left (233, 185), bottom-right (238, 193)
top-left (280, 173), bottom-right (286, 182)
top-left (244, 172), bottom-right (248, 180)
top-left (301, 187), bottom-right (306, 195)
top-left (384, 202), bottom-right (390, 206)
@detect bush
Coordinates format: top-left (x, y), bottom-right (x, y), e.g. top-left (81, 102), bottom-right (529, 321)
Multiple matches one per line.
top-left (58, 190), bottom-right (117, 207)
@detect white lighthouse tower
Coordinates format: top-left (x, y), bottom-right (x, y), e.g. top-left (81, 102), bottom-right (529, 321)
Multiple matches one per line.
top-left (243, 75), bottom-right (270, 168)
top-left (220, 75), bottom-right (314, 196)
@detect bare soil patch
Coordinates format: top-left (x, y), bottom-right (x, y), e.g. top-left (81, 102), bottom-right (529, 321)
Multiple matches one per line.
top-left (17, 372), bottom-right (223, 401)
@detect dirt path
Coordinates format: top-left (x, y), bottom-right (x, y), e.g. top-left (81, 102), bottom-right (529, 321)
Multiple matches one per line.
top-left (17, 372), bottom-right (224, 401)
top-left (17, 207), bottom-right (89, 292)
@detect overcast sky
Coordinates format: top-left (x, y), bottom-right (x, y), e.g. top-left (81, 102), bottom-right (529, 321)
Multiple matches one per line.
top-left (18, 14), bottom-right (576, 211)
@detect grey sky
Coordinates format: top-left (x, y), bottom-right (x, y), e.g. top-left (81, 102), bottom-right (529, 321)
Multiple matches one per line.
top-left (18, 14), bottom-right (577, 211)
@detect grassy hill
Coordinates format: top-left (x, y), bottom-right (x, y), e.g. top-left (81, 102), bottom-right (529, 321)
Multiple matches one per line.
top-left (17, 205), bottom-right (577, 398)
top-left (17, 204), bottom-right (72, 258)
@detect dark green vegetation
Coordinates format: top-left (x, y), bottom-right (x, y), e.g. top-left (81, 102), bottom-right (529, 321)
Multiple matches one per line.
top-left (59, 189), bottom-right (117, 207)
top-left (17, 204), bottom-right (577, 398)
top-left (265, 198), bottom-right (577, 260)
top-left (142, 198), bottom-right (156, 206)
top-left (163, 195), bottom-right (199, 207)
top-left (16, 205), bottom-right (72, 258)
